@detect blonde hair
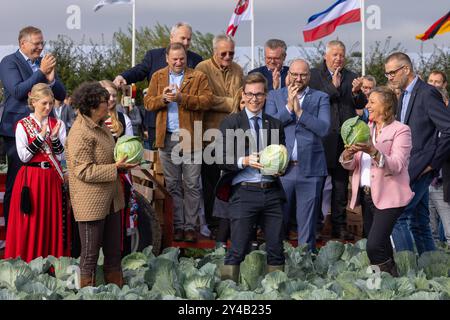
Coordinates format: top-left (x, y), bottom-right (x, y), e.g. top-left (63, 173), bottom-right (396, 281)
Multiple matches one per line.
top-left (28, 83), bottom-right (54, 111)
top-left (99, 80), bottom-right (123, 137)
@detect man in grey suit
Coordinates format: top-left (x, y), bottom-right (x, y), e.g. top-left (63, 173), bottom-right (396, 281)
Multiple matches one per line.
top-left (266, 59), bottom-right (330, 251)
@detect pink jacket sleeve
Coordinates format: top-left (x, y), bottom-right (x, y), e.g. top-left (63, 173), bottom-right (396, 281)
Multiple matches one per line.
top-left (379, 125), bottom-right (412, 176)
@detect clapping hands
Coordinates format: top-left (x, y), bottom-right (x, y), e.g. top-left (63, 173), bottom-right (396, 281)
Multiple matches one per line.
top-left (332, 67), bottom-right (342, 88)
top-left (162, 84), bottom-right (181, 103)
top-left (40, 53), bottom-right (56, 83)
top-left (352, 77), bottom-right (363, 94)
top-left (50, 120), bottom-right (61, 139)
top-left (271, 68), bottom-right (281, 90)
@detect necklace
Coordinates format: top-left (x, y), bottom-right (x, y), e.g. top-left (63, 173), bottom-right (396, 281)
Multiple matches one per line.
top-left (374, 122), bottom-right (385, 142)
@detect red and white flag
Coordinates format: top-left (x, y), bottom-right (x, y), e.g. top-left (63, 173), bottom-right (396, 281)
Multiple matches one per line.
top-left (226, 0), bottom-right (253, 37)
top-left (303, 0), bottom-right (361, 42)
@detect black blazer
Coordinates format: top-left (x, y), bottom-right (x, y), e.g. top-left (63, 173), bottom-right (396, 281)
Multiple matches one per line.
top-left (121, 48), bottom-right (203, 84)
top-left (309, 60), bottom-right (366, 168)
top-left (442, 158), bottom-right (450, 202)
top-left (396, 78), bottom-right (450, 183)
top-left (215, 109), bottom-right (286, 201)
top-left (248, 66), bottom-right (289, 91)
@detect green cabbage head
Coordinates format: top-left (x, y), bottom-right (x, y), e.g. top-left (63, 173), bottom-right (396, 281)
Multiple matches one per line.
top-left (114, 135), bottom-right (144, 164)
top-left (259, 144), bottom-right (288, 175)
top-left (340, 116), bottom-right (370, 147)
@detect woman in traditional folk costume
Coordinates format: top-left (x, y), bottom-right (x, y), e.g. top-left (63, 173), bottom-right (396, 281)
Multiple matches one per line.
top-left (5, 83), bottom-right (70, 262)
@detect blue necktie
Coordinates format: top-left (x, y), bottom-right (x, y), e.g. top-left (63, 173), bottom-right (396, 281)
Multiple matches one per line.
top-left (252, 116), bottom-right (260, 152)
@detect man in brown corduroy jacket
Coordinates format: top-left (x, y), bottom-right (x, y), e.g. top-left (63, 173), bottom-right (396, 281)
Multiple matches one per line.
top-left (144, 42), bottom-right (213, 242)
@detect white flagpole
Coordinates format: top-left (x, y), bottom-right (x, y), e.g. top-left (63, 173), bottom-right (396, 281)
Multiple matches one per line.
top-left (250, 0), bottom-right (255, 70)
top-left (361, 0), bottom-right (365, 75)
top-left (131, 0), bottom-right (136, 67)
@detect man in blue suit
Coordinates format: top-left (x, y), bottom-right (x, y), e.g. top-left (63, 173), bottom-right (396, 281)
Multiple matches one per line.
top-left (113, 22), bottom-right (203, 150)
top-left (385, 52), bottom-right (450, 254)
top-left (0, 26), bottom-right (66, 225)
top-left (248, 39), bottom-right (289, 91)
top-left (266, 59), bottom-right (330, 251)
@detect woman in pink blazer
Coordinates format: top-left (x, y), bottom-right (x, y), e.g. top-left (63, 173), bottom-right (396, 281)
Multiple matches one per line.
top-left (340, 86), bottom-right (414, 276)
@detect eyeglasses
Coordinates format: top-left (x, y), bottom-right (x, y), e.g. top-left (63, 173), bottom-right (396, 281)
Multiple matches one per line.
top-left (244, 92), bottom-right (266, 100)
top-left (288, 71), bottom-right (309, 79)
top-left (384, 65), bottom-right (405, 78)
top-left (266, 56), bottom-right (282, 61)
top-left (219, 51), bottom-right (235, 58)
top-left (28, 40), bottom-right (46, 48)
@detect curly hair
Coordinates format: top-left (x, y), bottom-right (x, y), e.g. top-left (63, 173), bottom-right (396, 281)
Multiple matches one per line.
top-left (71, 81), bottom-right (110, 117)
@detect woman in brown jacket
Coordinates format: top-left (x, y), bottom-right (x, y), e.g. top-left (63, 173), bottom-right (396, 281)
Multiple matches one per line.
top-left (66, 82), bottom-right (136, 288)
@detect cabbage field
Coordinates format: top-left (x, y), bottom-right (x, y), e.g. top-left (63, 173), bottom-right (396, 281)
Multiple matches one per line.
top-left (0, 240), bottom-right (449, 300)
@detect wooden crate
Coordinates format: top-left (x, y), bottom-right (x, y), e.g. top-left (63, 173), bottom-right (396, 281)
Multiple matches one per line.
top-left (155, 173), bottom-right (164, 185)
top-left (132, 150), bottom-right (220, 250)
top-left (154, 161), bottom-right (164, 175)
top-left (153, 199), bottom-right (165, 226)
top-left (143, 150), bottom-right (156, 162)
top-left (153, 174), bottom-right (165, 200)
top-left (133, 184), bottom-right (153, 202)
top-left (347, 210), bottom-right (363, 238)
top-left (347, 205), bottom-right (362, 215)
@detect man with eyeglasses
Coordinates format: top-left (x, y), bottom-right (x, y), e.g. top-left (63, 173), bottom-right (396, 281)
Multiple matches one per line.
top-left (355, 75), bottom-right (377, 123)
top-left (384, 52), bottom-right (450, 254)
top-left (266, 59), bottom-right (330, 251)
top-left (216, 72), bottom-right (286, 281)
top-left (0, 26), bottom-right (66, 226)
top-left (195, 34), bottom-right (243, 233)
top-left (309, 40), bottom-right (366, 241)
top-left (249, 39), bottom-right (289, 91)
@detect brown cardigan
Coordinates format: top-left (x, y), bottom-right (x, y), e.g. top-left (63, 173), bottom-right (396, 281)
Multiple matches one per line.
top-left (195, 58), bottom-right (243, 131)
top-left (144, 66), bottom-right (213, 151)
top-left (65, 114), bottom-right (124, 222)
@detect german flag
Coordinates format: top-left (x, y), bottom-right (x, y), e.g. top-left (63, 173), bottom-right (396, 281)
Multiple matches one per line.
top-left (416, 11), bottom-right (450, 40)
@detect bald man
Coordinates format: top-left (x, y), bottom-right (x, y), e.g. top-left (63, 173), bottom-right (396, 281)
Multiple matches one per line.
top-left (266, 59), bottom-right (330, 251)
